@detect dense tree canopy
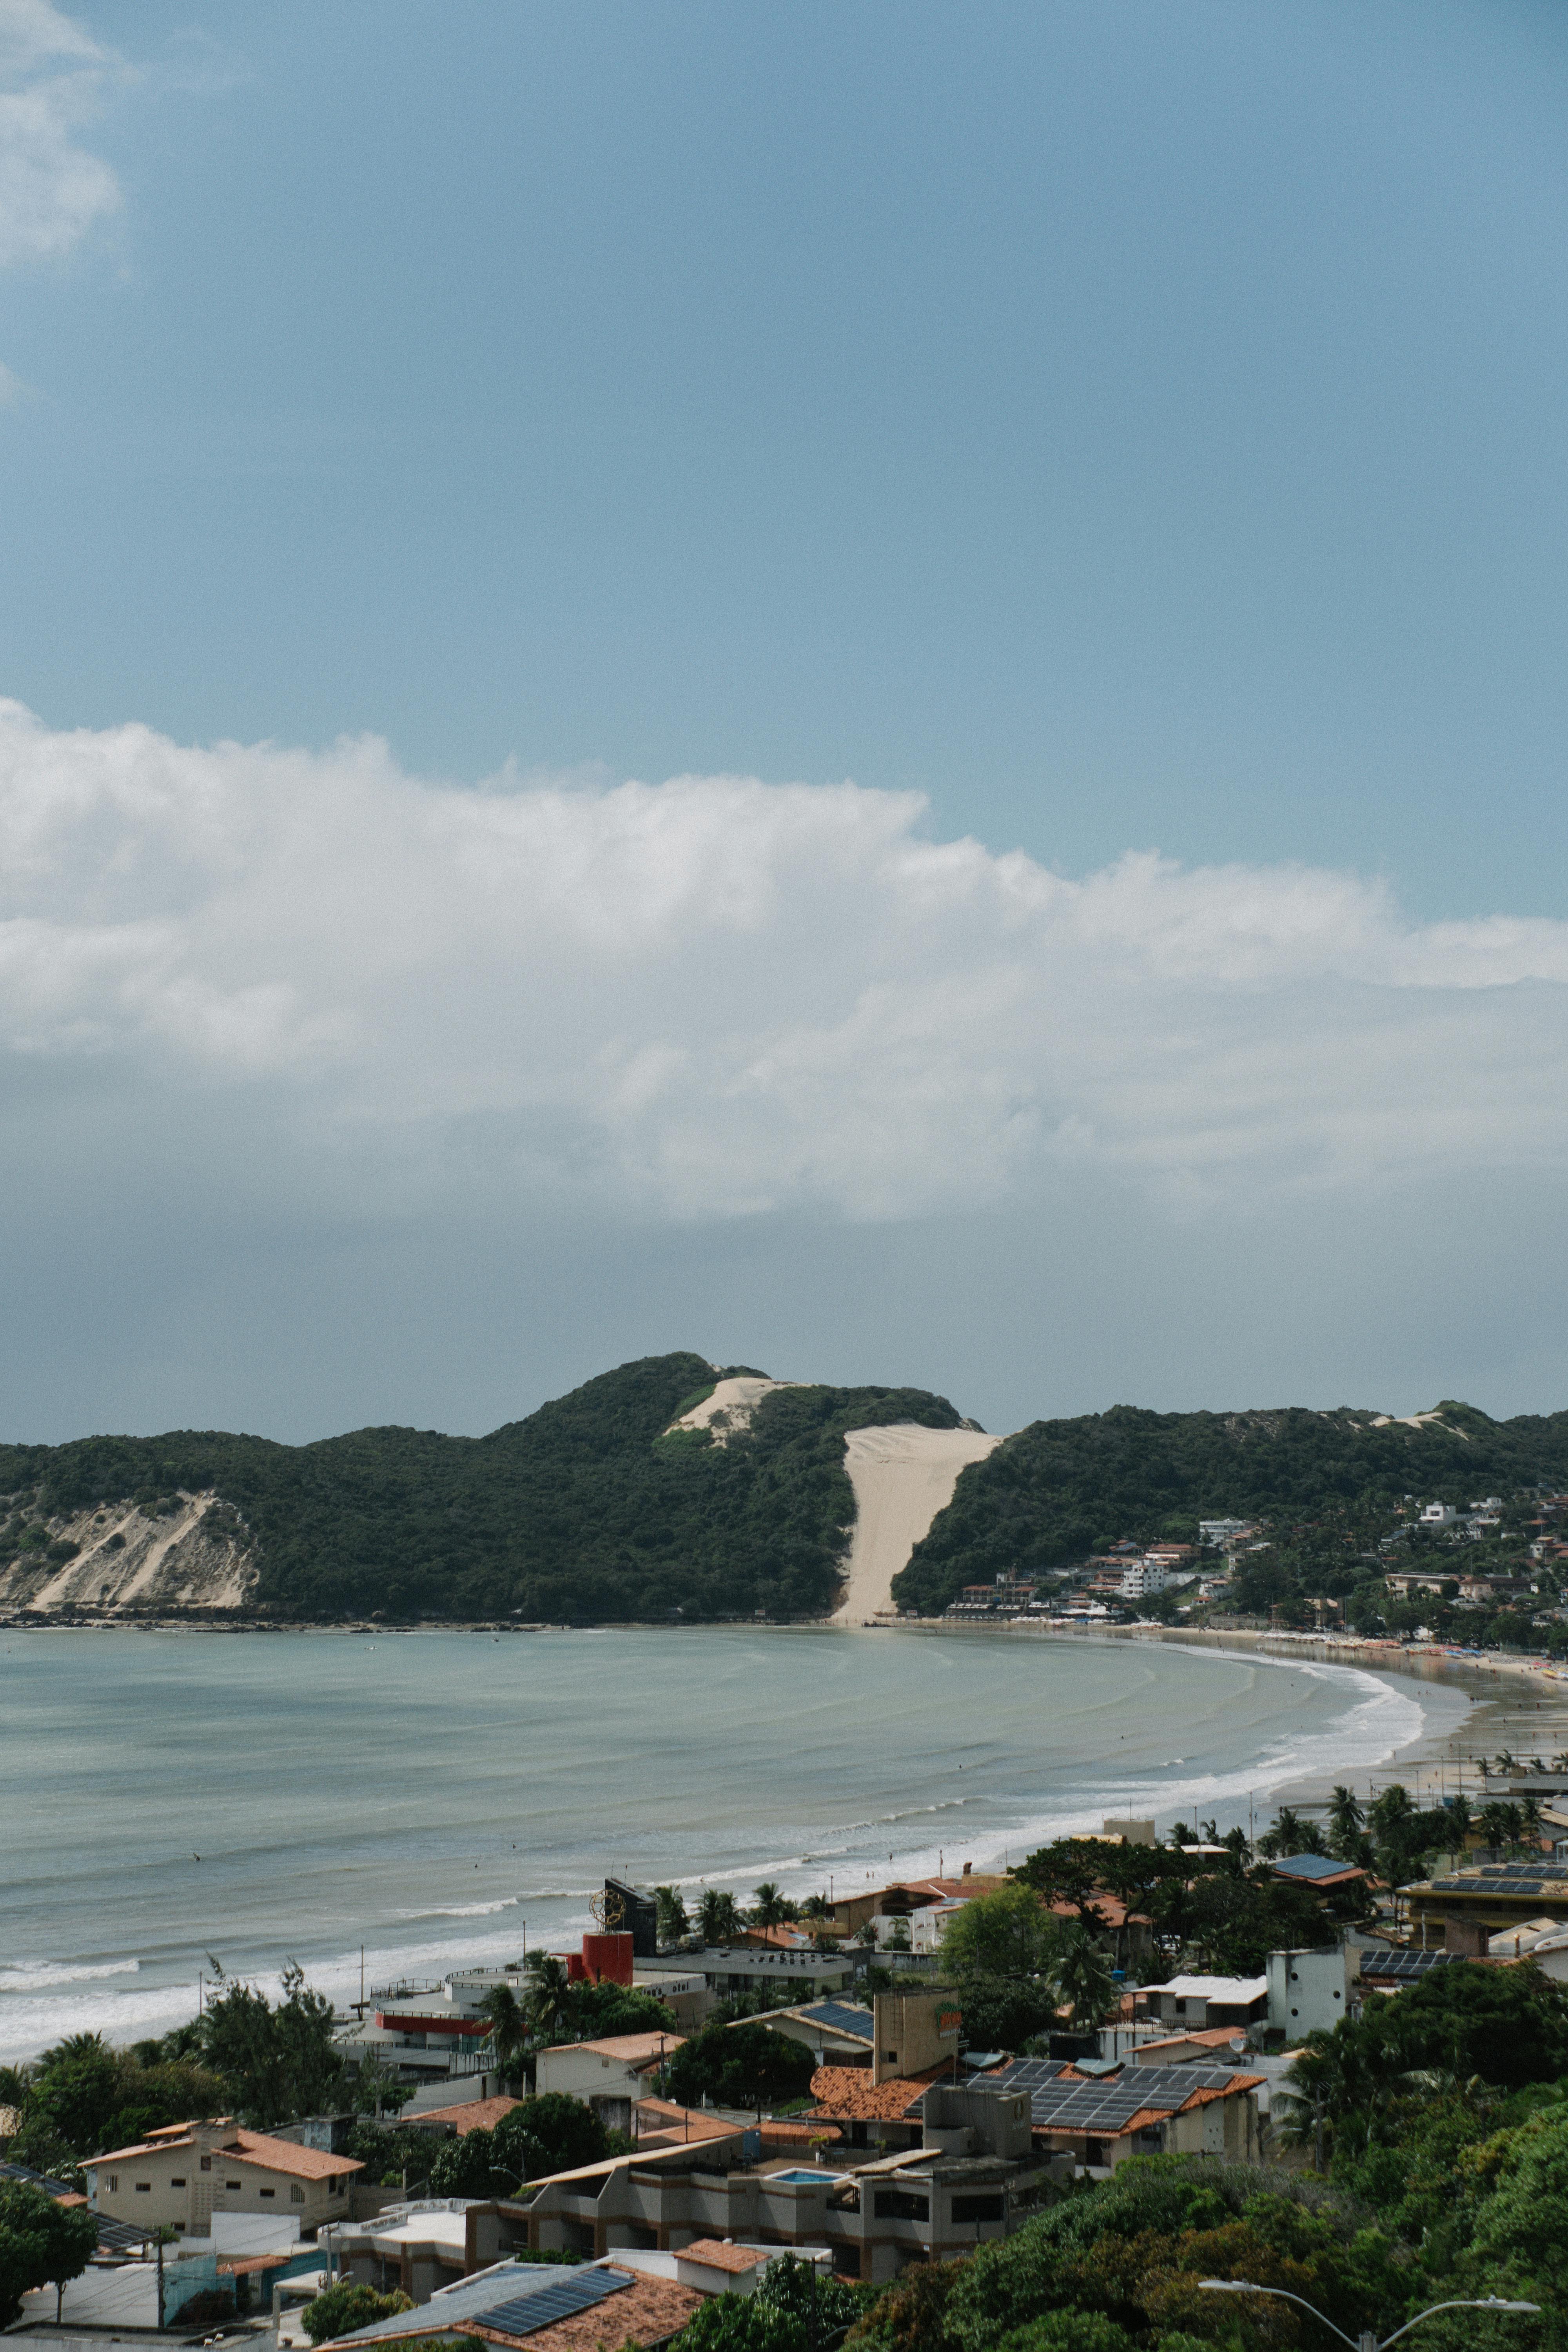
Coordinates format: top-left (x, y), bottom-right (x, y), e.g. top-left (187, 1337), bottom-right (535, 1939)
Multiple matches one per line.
top-left (0, 1354), bottom-right (964, 1621)
top-left (893, 1400), bottom-right (1568, 1614)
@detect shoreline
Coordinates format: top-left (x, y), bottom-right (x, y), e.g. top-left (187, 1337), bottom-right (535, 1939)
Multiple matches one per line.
top-left (907, 1617), bottom-right (1568, 1828)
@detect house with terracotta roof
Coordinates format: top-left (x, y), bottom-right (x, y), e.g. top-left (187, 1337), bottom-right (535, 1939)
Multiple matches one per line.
top-left (83, 2118), bottom-right (361, 2239)
top-left (807, 2063), bottom-right (951, 2154)
top-left (406, 2095), bottom-right (524, 2138)
top-left (330, 2254), bottom-right (703, 2352)
top-left (535, 2031), bottom-right (685, 2131)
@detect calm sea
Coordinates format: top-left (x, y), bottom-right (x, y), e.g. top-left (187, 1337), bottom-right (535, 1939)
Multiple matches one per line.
top-left (0, 1625), bottom-right (1462, 2060)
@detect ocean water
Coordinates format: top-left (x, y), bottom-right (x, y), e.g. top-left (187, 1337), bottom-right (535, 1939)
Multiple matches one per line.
top-left (0, 1626), bottom-right (1461, 2060)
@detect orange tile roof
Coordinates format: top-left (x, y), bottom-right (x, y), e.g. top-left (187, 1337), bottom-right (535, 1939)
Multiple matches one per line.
top-left (88, 2117), bottom-right (358, 2181)
top-left (457, 2273), bottom-right (701, 2352)
top-left (223, 2130), bottom-right (363, 2181)
top-left (412, 2096), bottom-right (524, 2136)
top-left (808, 2063), bottom-right (947, 2120)
top-left (1131, 2027), bottom-right (1248, 2057)
top-left (679, 2240), bottom-right (765, 2274)
top-left (90, 2132), bottom-right (197, 2164)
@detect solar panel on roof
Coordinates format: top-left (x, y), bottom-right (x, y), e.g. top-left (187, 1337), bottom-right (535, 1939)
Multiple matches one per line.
top-left (472, 2270), bottom-right (632, 2339)
top-left (990, 2059), bottom-right (1066, 2092)
top-left (990, 2060), bottom-right (1249, 2133)
top-left (801, 2001), bottom-right (874, 2038)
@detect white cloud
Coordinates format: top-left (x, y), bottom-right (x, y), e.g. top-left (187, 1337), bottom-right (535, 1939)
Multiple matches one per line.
top-left (0, 697), bottom-right (1566, 1224)
top-left (0, 0), bottom-right (119, 269)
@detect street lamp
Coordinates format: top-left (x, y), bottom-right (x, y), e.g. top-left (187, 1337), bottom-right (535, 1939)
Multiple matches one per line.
top-left (1199, 2281), bottom-right (1539, 2352)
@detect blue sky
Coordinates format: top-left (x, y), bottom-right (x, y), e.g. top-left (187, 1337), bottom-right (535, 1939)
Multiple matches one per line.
top-left (2, 0), bottom-right (1567, 1440)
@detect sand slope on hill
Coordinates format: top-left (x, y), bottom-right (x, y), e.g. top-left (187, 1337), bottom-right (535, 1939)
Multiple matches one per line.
top-left (670, 1374), bottom-right (804, 1444)
top-left (832, 1423), bottom-right (1002, 1623)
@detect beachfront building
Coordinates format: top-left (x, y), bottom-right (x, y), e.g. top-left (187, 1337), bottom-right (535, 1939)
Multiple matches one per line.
top-left (1404, 1858), bottom-right (1568, 1948)
top-left (83, 2119), bottom-right (360, 2238)
top-left (465, 2080), bottom-right (1050, 2284)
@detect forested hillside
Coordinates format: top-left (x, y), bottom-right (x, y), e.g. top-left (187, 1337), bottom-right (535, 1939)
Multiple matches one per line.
top-left (0, 1354), bottom-right (963, 1622)
top-left (893, 1399), bottom-right (1568, 1614)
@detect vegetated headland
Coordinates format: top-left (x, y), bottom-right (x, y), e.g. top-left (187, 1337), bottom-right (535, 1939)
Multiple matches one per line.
top-left (2, 1352), bottom-right (1568, 1654)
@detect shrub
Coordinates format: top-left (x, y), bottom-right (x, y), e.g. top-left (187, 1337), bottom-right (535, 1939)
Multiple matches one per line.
top-left (301, 2281), bottom-right (413, 2344)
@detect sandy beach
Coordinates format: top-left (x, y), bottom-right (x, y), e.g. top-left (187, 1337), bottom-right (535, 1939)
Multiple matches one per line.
top-left (914, 1616), bottom-right (1568, 1830)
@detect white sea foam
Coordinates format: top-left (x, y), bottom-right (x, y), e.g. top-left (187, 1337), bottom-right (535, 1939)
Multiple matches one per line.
top-left (0, 1957), bottom-right (141, 1992)
top-left (0, 1626), bottom-right (1472, 2061)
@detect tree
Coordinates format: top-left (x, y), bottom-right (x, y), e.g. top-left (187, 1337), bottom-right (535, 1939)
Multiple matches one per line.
top-left (1011, 1842), bottom-right (1117, 1931)
top-left (0, 2181), bottom-right (97, 2329)
top-left (1048, 1925), bottom-right (1115, 2032)
top-left (348, 2048), bottom-right (413, 2118)
top-left (492, 2093), bottom-right (617, 2182)
top-left (665, 2024), bottom-right (815, 2113)
top-left (525, 1953), bottom-right (575, 2042)
top-left (1292, 1958), bottom-right (1568, 2141)
top-left (655, 1886), bottom-right (690, 1944)
top-left (428, 2127), bottom-right (518, 2198)
top-left (675, 2253), bottom-right (866, 2352)
top-left (698, 1889), bottom-right (742, 1944)
top-left (200, 1961), bottom-right (342, 2128)
top-left (300, 2280), bottom-right (413, 2344)
top-left (751, 1882), bottom-right (794, 1928)
top-left (478, 1983), bottom-right (531, 2089)
top-left (1465, 2102), bottom-right (1568, 2312)
top-left (941, 1885), bottom-right (1057, 1979)
top-left (1327, 1786), bottom-right (1365, 1858)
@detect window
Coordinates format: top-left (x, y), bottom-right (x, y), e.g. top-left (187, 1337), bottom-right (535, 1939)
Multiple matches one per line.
top-left (135, 2182), bottom-right (151, 2194)
top-left (872, 2189), bottom-right (929, 2221)
top-left (260, 2187), bottom-right (276, 2199)
top-left (884, 2049), bottom-right (898, 2062)
top-left (170, 2177), bottom-right (186, 2189)
top-left (290, 2184), bottom-right (305, 2204)
top-left (107, 2176), bottom-right (118, 2194)
top-left (226, 2180), bottom-right (242, 2190)
top-left (200, 2156), bottom-right (212, 2173)
top-left (951, 2194), bottom-right (1004, 2225)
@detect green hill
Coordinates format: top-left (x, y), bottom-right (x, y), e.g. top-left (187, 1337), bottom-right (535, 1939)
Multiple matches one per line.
top-left (891, 1399), bottom-right (1568, 1614)
top-left (0, 1354), bottom-right (964, 1623)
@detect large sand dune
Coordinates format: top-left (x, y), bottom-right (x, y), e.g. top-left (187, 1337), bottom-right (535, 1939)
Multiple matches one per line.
top-left (831, 1423), bottom-right (1002, 1623)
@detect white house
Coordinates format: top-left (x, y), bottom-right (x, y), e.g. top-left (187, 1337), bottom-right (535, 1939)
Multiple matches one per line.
top-left (1266, 1947), bottom-right (1354, 2040)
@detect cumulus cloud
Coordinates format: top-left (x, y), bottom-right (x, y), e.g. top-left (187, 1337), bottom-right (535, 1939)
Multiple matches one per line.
top-left (1, 697), bottom-right (1566, 1225)
top-left (0, 0), bottom-right (120, 270)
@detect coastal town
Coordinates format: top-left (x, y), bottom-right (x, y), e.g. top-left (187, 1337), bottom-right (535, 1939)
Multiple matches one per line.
top-left (5, 1770), bottom-right (1568, 2352)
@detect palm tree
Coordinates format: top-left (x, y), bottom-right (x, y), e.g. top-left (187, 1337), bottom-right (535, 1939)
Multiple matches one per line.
top-left (1050, 1925), bottom-right (1115, 2032)
top-left (799, 1893), bottom-right (831, 1920)
top-left (751, 1882), bottom-right (789, 1928)
top-left (525, 1952), bottom-right (574, 2042)
top-left (1327, 1786), bottom-right (1365, 1858)
top-left (697, 1888), bottom-right (742, 1944)
top-left (1258, 1806), bottom-right (1306, 1859)
top-left (1369, 1784), bottom-right (1415, 1840)
top-left (653, 1886), bottom-right (689, 1945)
top-left (1478, 1800), bottom-right (1524, 1851)
top-left (1495, 1748), bottom-right (1520, 1774)
top-left (479, 1983), bottom-right (530, 2088)
top-left (1199, 1819), bottom-right (1220, 1845)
